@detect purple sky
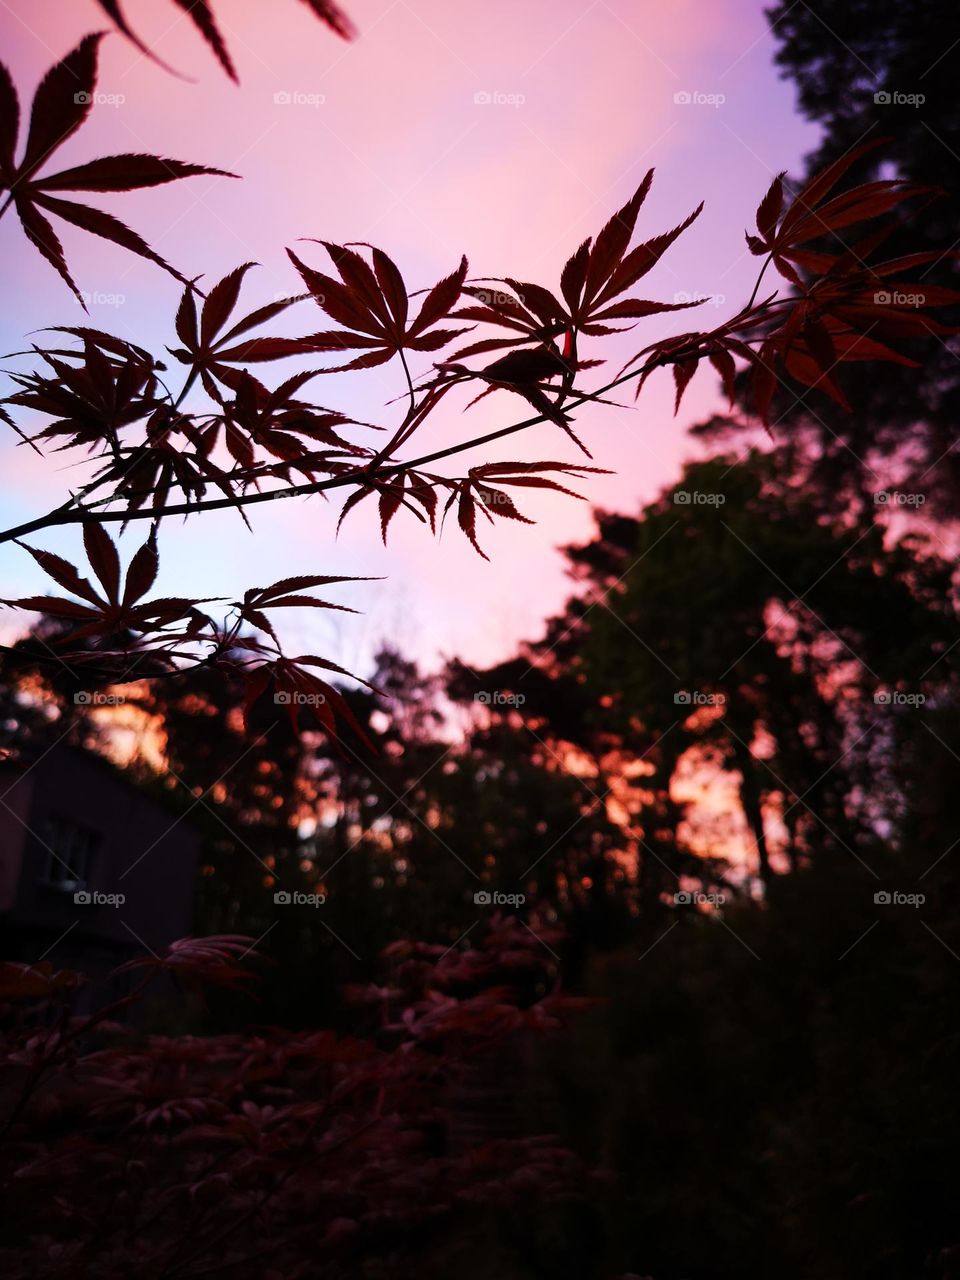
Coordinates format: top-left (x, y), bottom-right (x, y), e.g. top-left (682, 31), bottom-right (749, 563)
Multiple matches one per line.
top-left (0, 0), bottom-right (820, 676)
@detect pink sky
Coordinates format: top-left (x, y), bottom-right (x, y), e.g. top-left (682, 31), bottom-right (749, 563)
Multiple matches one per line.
top-left (0, 0), bottom-right (819, 675)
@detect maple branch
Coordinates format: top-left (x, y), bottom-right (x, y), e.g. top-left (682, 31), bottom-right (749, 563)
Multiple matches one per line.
top-left (0, 344), bottom-right (710, 545)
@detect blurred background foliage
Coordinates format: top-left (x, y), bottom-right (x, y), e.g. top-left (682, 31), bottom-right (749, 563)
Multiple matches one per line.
top-left (1, 1), bottom-right (959, 1275)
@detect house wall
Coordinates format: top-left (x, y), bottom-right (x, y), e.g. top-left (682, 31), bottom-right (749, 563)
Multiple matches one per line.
top-left (2, 746), bottom-right (200, 961)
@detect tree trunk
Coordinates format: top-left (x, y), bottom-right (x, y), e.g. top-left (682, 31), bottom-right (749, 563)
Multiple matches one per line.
top-left (731, 732), bottom-right (771, 883)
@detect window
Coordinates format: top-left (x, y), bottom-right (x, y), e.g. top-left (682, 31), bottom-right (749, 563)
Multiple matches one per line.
top-left (38, 815), bottom-right (100, 892)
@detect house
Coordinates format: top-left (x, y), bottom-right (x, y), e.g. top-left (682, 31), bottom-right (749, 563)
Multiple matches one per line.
top-left (0, 743), bottom-right (200, 1004)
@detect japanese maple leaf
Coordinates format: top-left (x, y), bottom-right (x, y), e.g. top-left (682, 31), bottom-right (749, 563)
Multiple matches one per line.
top-left (3, 525), bottom-right (207, 641)
top-left (746, 139), bottom-right (930, 286)
top-left (445, 172), bottom-right (703, 379)
top-left (437, 345), bottom-right (594, 454)
top-left (170, 263), bottom-right (315, 401)
top-left (0, 36), bottom-right (235, 305)
top-left (287, 242), bottom-right (471, 370)
top-left (241, 652), bottom-right (377, 748)
top-left (440, 460), bottom-right (608, 559)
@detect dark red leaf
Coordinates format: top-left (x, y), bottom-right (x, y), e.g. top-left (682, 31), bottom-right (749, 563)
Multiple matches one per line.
top-left (122, 531), bottom-right (159, 606)
top-left (709, 349), bottom-right (737, 403)
top-left (582, 169), bottom-right (654, 306)
top-left (0, 59), bottom-right (19, 178)
top-left (83, 523), bottom-right (121, 602)
top-left (780, 137), bottom-right (885, 237)
top-left (589, 298), bottom-right (704, 322)
top-left (201, 263), bottom-right (257, 347)
top-left (1, 37), bottom-right (233, 295)
top-left (407, 256), bottom-right (468, 338)
top-left (287, 250), bottom-right (384, 335)
top-left (372, 248), bottom-right (409, 332)
top-left (20, 35), bottom-right (101, 176)
top-left (752, 342), bottom-right (778, 429)
top-left (14, 197), bottom-right (81, 302)
top-left (93, 0), bottom-right (180, 73)
top-left (14, 541), bottom-right (102, 605)
top-left (673, 359), bottom-right (698, 414)
top-left (37, 154), bottom-right (236, 192)
top-left (560, 239), bottom-right (591, 314)
top-left (457, 487), bottom-right (488, 560)
top-left (33, 193), bottom-right (195, 288)
top-left (2, 595), bottom-right (100, 620)
top-left (172, 0), bottom-right (237, 81)
top-left (379, 487), bottom-right (404, 543)
top-left (756, 172), bottom-right (785, 241)
top-left (598, 203), bottom-right (703, 305)
top-left (216, 292), bottom-right (309, 345)
top-left (176, 286), bottom-right (200, 350)
top-left (298, 0), bottom-right (356, 40)
top-left (322, 241), bottom-right (393, 328)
